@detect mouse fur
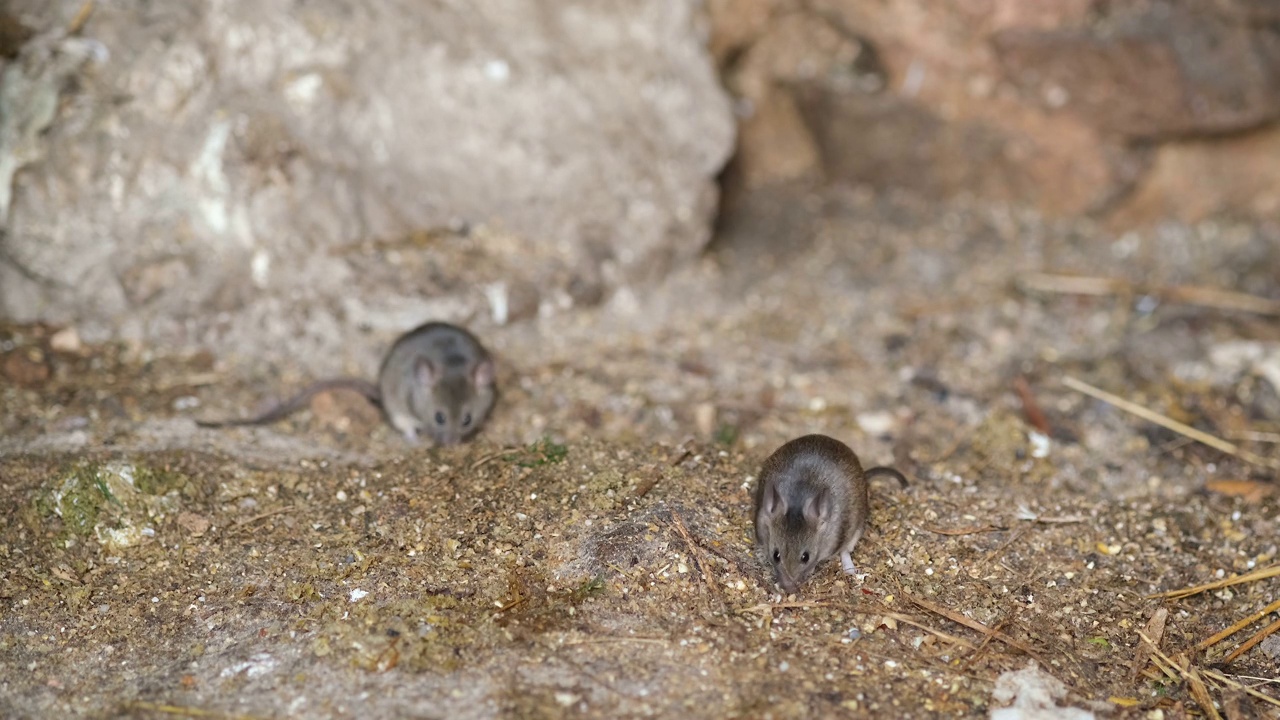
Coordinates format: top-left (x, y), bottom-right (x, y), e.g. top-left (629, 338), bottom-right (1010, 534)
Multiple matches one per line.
top-left (378, 321), bottom-right (496, 445)
top-left (754, 434), bottom-right (907, 593)
top-left (197, 321), bottom-right (496, 446)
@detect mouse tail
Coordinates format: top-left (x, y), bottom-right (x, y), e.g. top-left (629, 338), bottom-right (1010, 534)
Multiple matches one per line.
top-left (196, 378), bottom-right (382, 428)
top-left (865, 466), bottom-right (909, 488)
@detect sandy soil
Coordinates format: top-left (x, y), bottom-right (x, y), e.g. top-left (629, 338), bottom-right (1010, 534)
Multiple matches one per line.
top-left (2, 186), bottom-right (1279, 718)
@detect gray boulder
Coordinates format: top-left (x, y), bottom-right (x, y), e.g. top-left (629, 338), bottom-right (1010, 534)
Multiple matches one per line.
top-left (0, 0), bottom-right (735, 370)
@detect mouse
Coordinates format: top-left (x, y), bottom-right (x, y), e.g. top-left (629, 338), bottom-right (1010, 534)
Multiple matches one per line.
top-left (197, 321), bottom-right (496, 446)
top-left (754, 433), bottom-right (908, 593)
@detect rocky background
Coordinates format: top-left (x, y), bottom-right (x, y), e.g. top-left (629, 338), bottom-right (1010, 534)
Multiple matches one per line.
top-left (0, 0), bottom-right (734, 371)
top-left (715, 0), bottom-right (1280, 225)
top-left (3, 2), bottom-right (1280, 719)
top-left (4, 0), bottom-right (1280, 364)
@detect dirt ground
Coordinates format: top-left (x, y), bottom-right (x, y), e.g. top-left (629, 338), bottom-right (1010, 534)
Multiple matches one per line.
top-left (2, 187), bottom-right (1279, 718)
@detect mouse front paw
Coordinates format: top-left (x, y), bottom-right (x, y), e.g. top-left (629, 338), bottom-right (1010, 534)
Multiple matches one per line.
top-left (840, 552), bottom-right (858, 575)
top-left (388, 414), bottom-right (421, 443)
top-left (395, 423), bottom-right (420, 444)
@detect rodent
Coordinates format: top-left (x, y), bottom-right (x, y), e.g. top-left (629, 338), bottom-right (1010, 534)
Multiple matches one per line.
top-left (754, 434), bottom-right (908, 593)
top-left (197, 321), bottom-right (496, 446)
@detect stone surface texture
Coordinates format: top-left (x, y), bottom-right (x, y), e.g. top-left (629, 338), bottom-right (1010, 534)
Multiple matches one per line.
top-left (0, 0), bottom-right (735, 370)
top-left (714, 0), bottom-right (1280, 223)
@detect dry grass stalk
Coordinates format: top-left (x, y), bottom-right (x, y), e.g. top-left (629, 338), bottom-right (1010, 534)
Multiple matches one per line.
top-left (920, 524), bottom-right (1007, 536)
top-left (68, 0), bottom-right (96, 34)
top-left (1220, 616), bottom-right (1280, 665)
top-left (1201, 670), bottom-right (1280, 709)
top-left (1149, 564), bottom-right (1280, 600)
top-left (878, 611), bottom-right (978, 650)
top-left (903, 593), bottom-right (1040, 658)
top-left (1063, 376), bottom-right (1280, 471)
top-left (1196, 598), bottom-right (1280, 651)
top-left (125, 702), bottom-right (266, 720)
top-left (1021, 273), bottom-right (1280, 317)
top-left (670, 511), bottom-right (720, 601)
top-left (740, 600), bottom-right (831, 615)
top-left (1138, 632), bottom-right (1223, 720)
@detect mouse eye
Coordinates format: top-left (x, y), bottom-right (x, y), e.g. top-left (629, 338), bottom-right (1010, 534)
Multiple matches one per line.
top-left (801, 552), bottom-right (810, 564)
top-left (772, 550), bottom-right (780, 563)
top-left (462, 413), bottom-right (472, 427)
top-left (434, 411), bottom-right (446, 425)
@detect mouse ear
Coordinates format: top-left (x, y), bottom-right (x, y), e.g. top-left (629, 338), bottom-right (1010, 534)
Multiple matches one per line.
top-left (761, 481), bottom-right (786, 518)
top-left (802, 488), bottom-right (827, 525)
top-left (473, 359), bottom-right (495, 387)
top-left (415, 358), bottom-right (437, 386)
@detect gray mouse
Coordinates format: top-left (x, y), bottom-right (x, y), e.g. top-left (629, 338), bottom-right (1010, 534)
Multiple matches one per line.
top-left (754, 434), bottom-right (908, 593)
top-left (197, 321), bottom-right (496, 446)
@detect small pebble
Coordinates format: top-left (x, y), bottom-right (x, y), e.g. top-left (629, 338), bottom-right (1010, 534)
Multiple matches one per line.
top-left (50, 327), bottom-right (82, 353)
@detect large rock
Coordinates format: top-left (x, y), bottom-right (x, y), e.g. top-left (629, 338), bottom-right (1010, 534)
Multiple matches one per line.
top-left (712, 0), bottom-right (1280, 225)
top-left (1108, 126), bottom-right (1280, 228)
top-left (0, 0), bottom-right (734, 369)
top-left (993, 3), bottom-right (1280, 139)
top-left (714, 0), bottom-right (1116, 214)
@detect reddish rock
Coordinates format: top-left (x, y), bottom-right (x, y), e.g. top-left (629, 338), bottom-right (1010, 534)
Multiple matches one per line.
top-left (794, 86), bottom-right (1019, 201)
top-left (986, 0), bottom-right (1098, 32)
top-left (705, 0), bottom-right (775, 64)
top-left (1, 348), bottom-right (51, 387)
top-left (993, 13), bottom-right (1280, 139)
top-left (719, 0), bottom-right (1118, 214)
top-left (715, 0), bottom-right (1280, 226)
top-left (1109, 126), bottom-right (1280, 228)
top-left (736, 91), bottom-right (821, 187)
top-left (724, 11), bottom-right (865, 188)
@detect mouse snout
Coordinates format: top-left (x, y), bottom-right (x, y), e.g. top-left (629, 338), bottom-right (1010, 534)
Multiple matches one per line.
top-left (776, 570), bottom-right (801, 595)
top-left (433, 431), bottom-right (463, 447)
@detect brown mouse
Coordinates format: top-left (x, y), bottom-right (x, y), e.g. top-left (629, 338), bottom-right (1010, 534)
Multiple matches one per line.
top-left (754, 434), bottom-right (908, 593)
top-left (197, 321), bottom-right (496, 446)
